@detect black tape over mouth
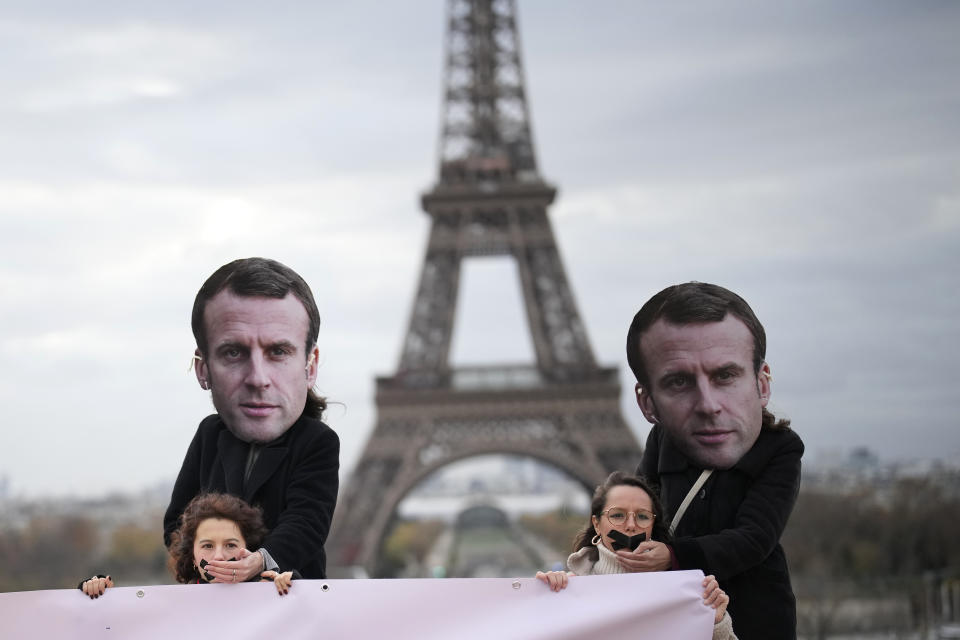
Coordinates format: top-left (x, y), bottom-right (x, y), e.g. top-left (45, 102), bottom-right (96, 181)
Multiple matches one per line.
top-left (606, 530), bottom-right (647, 551)
top-left (198, 557), bottom-right (239, 581)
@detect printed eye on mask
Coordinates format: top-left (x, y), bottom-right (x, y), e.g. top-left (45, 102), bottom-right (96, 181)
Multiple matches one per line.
top-left (606, 530), bottom-right (646, 551)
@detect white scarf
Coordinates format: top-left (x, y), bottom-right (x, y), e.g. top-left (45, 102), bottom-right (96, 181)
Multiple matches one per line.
top-left (566, 543), bottom-right (625, 576)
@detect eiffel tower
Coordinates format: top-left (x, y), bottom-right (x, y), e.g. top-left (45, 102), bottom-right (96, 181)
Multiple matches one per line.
top-left (326, 0), bottom-right (642, 576)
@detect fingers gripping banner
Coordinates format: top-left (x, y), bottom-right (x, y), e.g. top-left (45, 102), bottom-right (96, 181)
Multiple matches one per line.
top-left (0, 571), bottom-right (714, 639)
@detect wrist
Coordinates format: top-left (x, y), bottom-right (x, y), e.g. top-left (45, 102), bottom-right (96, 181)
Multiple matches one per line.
top-left (666, 544), bottom-right (679, 570)
top-left (257, 547), bottom-right (280, 573)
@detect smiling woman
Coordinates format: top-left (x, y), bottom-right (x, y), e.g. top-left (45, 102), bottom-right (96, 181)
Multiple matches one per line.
top-left (78, 493), bottom-right (297, 598)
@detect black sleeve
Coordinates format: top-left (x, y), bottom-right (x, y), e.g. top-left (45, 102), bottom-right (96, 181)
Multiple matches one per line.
top-left (670, 431), bottom-right (804, 579)
top-left (261, 426), bottom-right (340, 575)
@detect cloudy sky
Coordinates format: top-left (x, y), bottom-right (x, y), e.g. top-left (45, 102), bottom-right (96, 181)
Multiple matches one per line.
top-left (2, 1), bottom-right (958, 499)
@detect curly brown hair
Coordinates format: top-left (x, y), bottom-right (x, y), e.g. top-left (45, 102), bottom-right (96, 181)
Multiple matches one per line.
top-left (572, 472), bottom-right (672, 561)
top-left (168, 493), bottom-right (268, 583)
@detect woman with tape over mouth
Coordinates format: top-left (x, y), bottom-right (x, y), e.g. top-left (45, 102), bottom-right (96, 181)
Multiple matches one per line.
top-left (535, 472), bottom-right (736, 640)
top-left (79, 493), bottom-right (296, 598)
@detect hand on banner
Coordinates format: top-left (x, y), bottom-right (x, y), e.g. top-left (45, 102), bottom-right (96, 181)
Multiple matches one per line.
top-left (80, 575), bottom-right (114, 599)
top-left (261, 570), bottom-right (294, 596)
top-left (701, 574), bottom-right (729, 624)
top-left (535, 571), bottom-right (570, 592)
top-left (615, 540), bottom-right (671, 572)
top-left (205, 548), bottom-right (262, 583)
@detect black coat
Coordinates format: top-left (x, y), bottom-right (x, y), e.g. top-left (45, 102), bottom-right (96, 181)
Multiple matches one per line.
top-left (639, 424), bottom-right (804, 640)
top-left (163, 414), bottom-right (339, 579)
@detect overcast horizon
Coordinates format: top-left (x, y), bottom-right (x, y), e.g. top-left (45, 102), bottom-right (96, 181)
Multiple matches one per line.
top-left (2, 1), bottom-right (958, 500)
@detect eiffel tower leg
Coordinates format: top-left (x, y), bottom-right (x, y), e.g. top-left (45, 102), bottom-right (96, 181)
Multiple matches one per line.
top-left (325, 413), bottom-right (425, 574)
top-left (397, 219), bottom-right (462, 383)
top-left (356, 419), bottom-right (436, 575)
top-left (565, 406), bottom-right (645, 477)
top-left (325, 451), bottom-right (402, 571)
top-left (512, 210), bottom-right (595, 377)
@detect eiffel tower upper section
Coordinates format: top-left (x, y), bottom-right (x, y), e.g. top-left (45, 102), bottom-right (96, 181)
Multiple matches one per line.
top-left (435, 0), bottom-right (539, 187)
top-left (394, 0), bottom-right (606, 390)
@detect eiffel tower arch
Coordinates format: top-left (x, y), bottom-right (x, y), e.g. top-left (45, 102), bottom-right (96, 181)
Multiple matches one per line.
top-left (326, 0), bottom-right (642, 576)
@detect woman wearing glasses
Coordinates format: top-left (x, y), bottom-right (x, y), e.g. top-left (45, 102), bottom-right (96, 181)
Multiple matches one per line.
top-left (536, 472), bottom-right (735, 639)
top-left (79, 493), bottom-right (295, 598)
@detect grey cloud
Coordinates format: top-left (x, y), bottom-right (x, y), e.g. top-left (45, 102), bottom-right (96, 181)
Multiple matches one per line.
top-left (1, 1), bottom-right (958, 498)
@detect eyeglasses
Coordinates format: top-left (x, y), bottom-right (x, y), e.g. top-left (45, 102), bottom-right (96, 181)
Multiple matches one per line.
top-left (602, 507), bottom-right (655, 527)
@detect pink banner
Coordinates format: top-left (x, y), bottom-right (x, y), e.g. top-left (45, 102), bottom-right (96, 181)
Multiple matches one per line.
top-left (0, 571), bottom-right (713, 639)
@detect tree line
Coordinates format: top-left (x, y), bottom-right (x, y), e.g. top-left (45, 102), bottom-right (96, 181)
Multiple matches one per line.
top-left (3, 472), bottom-right (958, 639)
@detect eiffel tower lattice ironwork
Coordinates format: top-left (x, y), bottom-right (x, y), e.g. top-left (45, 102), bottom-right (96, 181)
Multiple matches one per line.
top-left (326, 0), bottom-right (642, 576)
